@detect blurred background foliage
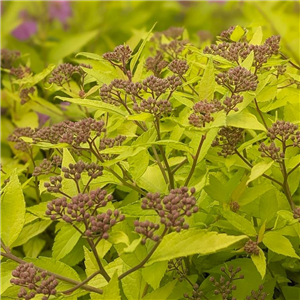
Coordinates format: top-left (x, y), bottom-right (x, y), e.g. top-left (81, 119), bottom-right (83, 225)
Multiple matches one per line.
top-left (1, 1), bottom-right (299, 72)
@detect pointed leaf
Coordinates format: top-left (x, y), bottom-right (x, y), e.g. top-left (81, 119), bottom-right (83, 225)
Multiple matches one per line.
top-left (146, 229), bottom-right (247, 266)
top-left (251, 247), bottom-right (266, 279)
top-left (142, 261), bottom-right (168, 290)
top-left (263, 232), bottom-right (300, 259)
top-left (222, 210), bottom-right (257, 237)
top-left (227, 110), bottom-right (266, 131)
top-left (247, 161), bottom-right (274, 185)
top-left (143, 280), bottom-right (177, 300)
top-left (199, 58), bottom-right (215, 101)
top-left (1, 169), bottom-right (26, 247)
top-left (250, 27), bottom-right (263, 45)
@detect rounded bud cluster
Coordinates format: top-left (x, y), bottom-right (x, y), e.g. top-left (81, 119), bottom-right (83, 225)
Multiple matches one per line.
top-left (99, 135), bottom-right (126, 151)
top-left (62, 161), bottom-right (103, 181)
top-left (244, 240), bottom-right (260, 256)
top-left (32, 118), bottom-right (106, 150)
top-left (168, 59), bottom-right (189, 76)
top-left (143, 75), bottom-right (171, 97)
top-left (100, 79), bottom-right (142, 105)
top-left (134, 220), bottom-right (160, 244)
top-left (145, 51), bottom-right (168, 77)
top-left (85, 209), bottom-right (125, 239)
top-left (212, 127), bottom-right (244, 157)
top-left (10, 263), bottom-right (58, 300)
top-left (220, 26), bottom-right (237, 40)
top-left (163, 27), bottom-right (184, 39)
top-left (1, 49), bottom-right (21, 69)
top-left (166, 75), bottom-right (182, 91)
top-left (10, 66), bottom-right (31, 79)
top-left (33, 155), bottom-right (62, 176)
top-left (189, 100), bottom-right (223, 128)
top-left (141, 187), bottom-right (198, 232)
top-left (204, 29), bottom-right (280, 71)
top-left (246, 285), bottom-right (267, 300)
top-left (230, 201), bottom-right (240, 212)
top-left (258, 142), bottom-right (283, 161)
top-left (103, 45), bottom-right (132, 64)
top-left (293, 207), bottom-right (300, 222)
top-left (160, 40), bottom-right (188, 57)
top-left (45, 188), bottom-right (114, 224)
top-left (266, 120), bottom-right (299, 145)
top-left (44, 175), bottom-right (63, 193)
top-left (48, 63), bottom-right (91, 87)
top-left (8, 127), bottom-right (36, 152)
top-left (210, 265), bottom-right (243, 300)
top-left (33, 159), bottom-right (52, 176)
top-left (223, 94), bottom-right (243, 114)
top-left (204, 41), bottom-right (251, 63)
top-left (216, 66), bottom-right (258, 93)
top-left (133, 97), bottom-right (172, 116)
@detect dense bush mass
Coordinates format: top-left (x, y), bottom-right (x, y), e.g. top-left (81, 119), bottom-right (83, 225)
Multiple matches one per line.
top-left (1, 2), bottom-right (300, 300)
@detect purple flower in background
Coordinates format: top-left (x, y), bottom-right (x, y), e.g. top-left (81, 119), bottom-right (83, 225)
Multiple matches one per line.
top-left (37, 112), bottom-right (50, 127)
top-left (11, 10), bottom-right (37, 40)
top-left (48, 1), bottom-right (72, 26)
top-left (60, 101), bottom-right (70, 111)
top-left (12, 21), bottom-right (37, 40)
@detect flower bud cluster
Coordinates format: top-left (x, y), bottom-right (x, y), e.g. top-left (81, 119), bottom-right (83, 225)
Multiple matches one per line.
top-left (1, 48), bottom-right (21, 69)
top-left (141, 187), bottom-right (198, 232)
top-left (220, 26), bottom-right (237, 40)
top-left (62, 161), bottom-right (103, 180)
top-left (145, 51), bottom-right (168, 77)
top-left (34, 118), bottom-right (106, 148)
top-left (134, 220), bottom-right (160, 244)
top-left (133, 97), bottom-right (172, 116)
top-left (48, 63), bottom-right (92, 86)
top-left (246, 285), bottom-right (267, 300)
top-left (223, 94), bottom-right (243, 114)
top-left (189, 100), bottom-right (223, 128)
top-left (99, 135), bottom-right (126, 150)
top-left (204, 31), bottom-right (280, 71)
top-left (293, 207), bottom-right (300, 222)
top-left (100, 79), bottom-right (142, 105)
top-left (45, 187), bottom-right (124, 239)
top-left (258, 142), bottom-right (284, 161)
top-left (244, 240), bottom-right (260, 256)
top-left (183, 284), bottom-right (205, 300)
top-left (212, 127), bottom-right (244, 157)
top-left (230, 201), bottom-right (240, 212)
top-left (33, 155), bottom-right (62, 176)
top-left (103, 45), bottom-right (132, 64)
top-left (266, 120), bottom-right (299, 144)
top-left (204, 42), bottom-right (251, 63)
top-left (160, 40), bottom-right (188, 58)
top-left (8, 127), bottom-right (35, 152)
top-left (142, 75), bottom-right (180, 97)
top-left (209, 266), bottom-right (244, 300)
top-left (10, 66), bottom-right (31, 79)
top-left (216, 66), bottom-right (258, 93)
top-left (10, 263), bottom-right (58, 300)
top-left (20, 87), bottom-right (35, 105)
top-left (44, 175), bottom-right (63, 193)
top-left (168, 59), bottom-right (189, 76)
top-left (276, 65), bottom-right (286, 76)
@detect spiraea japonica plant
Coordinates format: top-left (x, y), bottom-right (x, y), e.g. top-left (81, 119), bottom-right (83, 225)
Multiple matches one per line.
top-left (1, 24), bottom-right (300, 300)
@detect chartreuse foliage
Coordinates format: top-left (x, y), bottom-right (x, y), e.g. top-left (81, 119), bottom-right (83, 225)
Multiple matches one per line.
top-left (1, 22), bottom-right (300, 300)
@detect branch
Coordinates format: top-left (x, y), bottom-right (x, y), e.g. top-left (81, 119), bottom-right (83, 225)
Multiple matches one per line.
top-left (185, 135), bottom-right (206, 186)
top-left (287, 162), bottom-right (300, 176)
top-left (254, 98), bottom-right (268, 129)
top-left (61, 270), bottom-right (101, 295)
top-left (86, 239), bottom-right (111, 283)
top-left (118, 227), bottom-right (168, 280)
top-left (234, 149), bottom-right (283, 187)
